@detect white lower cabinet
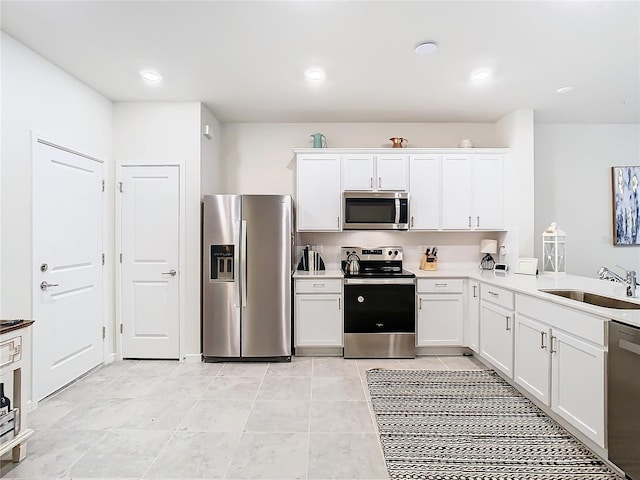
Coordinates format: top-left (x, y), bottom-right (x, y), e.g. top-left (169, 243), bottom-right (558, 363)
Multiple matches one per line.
top-left (514, 315), bottom-right (551, 404)
top-left (416, 279), bottom-right (464, 346)
top-left (464, 280), bottom-right (480, 352)
top-left (479, 284), bottom-right (515, 377)
top-left (294, 279), bottom-right (343, 347)
top-left (480, 302), bottom-right (514, 377)
top-left (552, 329), bottom-right (605, 447)
top-left (514, 294), bottom-right (606, 448)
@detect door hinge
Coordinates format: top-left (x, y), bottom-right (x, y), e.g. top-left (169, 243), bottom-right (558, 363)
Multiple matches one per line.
top-left (102, 253), bottom-right (105, 265)
top-left (120, 324), bottom-right (123, 334)
top-left (118, 182), bottom-right (123, 193)
top-left (102, 326), bottom-right (106, 339)
top-left (119, 253), bottom-right (122, 263)
top-left (101, 180), bottom-right (105, 192)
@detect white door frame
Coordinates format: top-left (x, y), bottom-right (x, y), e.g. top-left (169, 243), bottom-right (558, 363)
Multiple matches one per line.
top-left (30, 131), bottom-right (108, 404)
top-left (115, 162), bottom-right (186, 361)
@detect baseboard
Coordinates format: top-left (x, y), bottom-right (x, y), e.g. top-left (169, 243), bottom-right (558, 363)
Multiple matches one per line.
top-left (415, 346), bottom-right (473, 356)
top-left (183, 353), bottom-right (202, 363)
top-left (294, 346), bottom-right (343, 357)
top-left (105, 352), bottom-right (117, 365)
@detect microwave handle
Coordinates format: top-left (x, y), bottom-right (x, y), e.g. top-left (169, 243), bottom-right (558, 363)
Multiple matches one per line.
top-left (395, 198), bottom-right (400, 224)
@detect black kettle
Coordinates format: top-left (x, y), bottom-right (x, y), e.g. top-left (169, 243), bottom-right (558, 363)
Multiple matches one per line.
top-left (346, 252), bottom-right (360, 275)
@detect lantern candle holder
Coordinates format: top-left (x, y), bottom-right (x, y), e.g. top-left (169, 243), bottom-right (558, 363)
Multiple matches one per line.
top-left (542, 222), bottom-right (566, 274)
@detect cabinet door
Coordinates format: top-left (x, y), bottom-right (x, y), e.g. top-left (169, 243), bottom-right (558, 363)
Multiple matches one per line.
top-left (417, 294), bottom-right (464, 346)
top-left (514, 315), bottom-right (551, 405)
top-left (551, 329), bottom-right (605, 447)
top-left (473, 155), bottom-right (504, 229)
top-left (376, 154), bottom-right (408, 191)
top-left (464, 281), bottom-right (480, 352)
top-left (342, 154), bottom-right (375, 191)
top-left (479, 302), bottom-right (514, 377)
top-left (441, 155), bottom-right (472, 229)
top-left (297, 155), bottom-right (341, 231)
top-left (409, 154), bottom-right (440, 229)
top-left (295, 294), bottom-right (343, 347)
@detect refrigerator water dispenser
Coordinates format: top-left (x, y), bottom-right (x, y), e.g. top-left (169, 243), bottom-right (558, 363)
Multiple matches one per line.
top-left (210, 245), bottom-right (234, 281)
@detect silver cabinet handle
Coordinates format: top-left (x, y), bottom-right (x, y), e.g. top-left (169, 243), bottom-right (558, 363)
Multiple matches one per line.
top-left (378, 177), bottom-right (382, 189)
top-left (489, 291), bottom-right (499, 297)
top-left (468, 216), bottom-right (472, 227)
top-left (505, 316), bottom-right (511, 331)
top-left (477, 216), bottom-right (480, 227)
top-left (540, 331), bottom-right (547, 349)
top-left (435, 283), bottom-right (448, 287)
top-left (419, 297), bottom-right (423, 309)
top-left (473, 285), bottom-right (478, 298)
top-left (410, 216), bottom-right (414, 228)
top-left (40, 281), bottom-right (59, 291)
top-left (550, 335), bottom-right (557, 354)
top-left (337, 216), bottom-right (340, 228)
top-left (162, 269), bottom-right (177, 277)
top-left (370, 177), bottom-right (373, 189)
top-left (338, 298), bottom-right (341, 310)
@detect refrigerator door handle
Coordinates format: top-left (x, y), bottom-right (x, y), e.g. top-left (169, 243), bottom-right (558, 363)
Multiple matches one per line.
top-left (241, 219), bottom-right (248, 307)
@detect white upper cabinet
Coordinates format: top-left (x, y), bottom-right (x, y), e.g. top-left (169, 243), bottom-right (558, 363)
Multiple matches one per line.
top-left (409, 154), bottom-right (440, 230)
top-left (376, 153), bottom-right (408, 191)
top-left (342, 153), bottom-right (408, 191)
top-left (297, 154), bottom-right (342, 231)
top-left (441, 153), bottom-right (504, 230)
top-left (474, 155), bottom-right (504, 229)
top-left (342, 154), bottom-right (375, 191)
top-left (441, 155), bottom-right (473, 229)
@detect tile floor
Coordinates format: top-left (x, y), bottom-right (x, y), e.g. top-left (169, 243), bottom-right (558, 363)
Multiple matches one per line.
top-left (0, 355), bottom-right (484, 480)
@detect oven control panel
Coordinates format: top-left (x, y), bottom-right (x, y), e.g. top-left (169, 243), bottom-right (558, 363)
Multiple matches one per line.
top-left (341, 246), bottom-right (403, 261)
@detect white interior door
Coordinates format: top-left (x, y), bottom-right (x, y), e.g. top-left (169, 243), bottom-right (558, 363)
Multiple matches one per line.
top-left (120, 165), bottom-right (180, 359)
top-left (33, 139), bottom-right (104, 401)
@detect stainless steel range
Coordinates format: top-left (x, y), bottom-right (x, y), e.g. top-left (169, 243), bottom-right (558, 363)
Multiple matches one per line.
top-left (341, 247), bottom-right (416, 358)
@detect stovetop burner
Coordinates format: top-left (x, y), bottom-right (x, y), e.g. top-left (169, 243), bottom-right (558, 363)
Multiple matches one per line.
top-left (341, 246), bottom-right (415, 279)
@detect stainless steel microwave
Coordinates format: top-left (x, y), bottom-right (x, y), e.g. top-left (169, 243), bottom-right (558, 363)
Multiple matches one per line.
top-left (343, 192), bottom-right (409, 230)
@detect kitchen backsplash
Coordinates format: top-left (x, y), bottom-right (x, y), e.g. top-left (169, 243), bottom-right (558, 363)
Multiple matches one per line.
top-left (297, 231), bottom-right (501, 271)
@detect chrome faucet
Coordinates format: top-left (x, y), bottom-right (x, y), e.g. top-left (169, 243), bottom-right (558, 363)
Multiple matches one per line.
top-left (598, 266), bottom-right (638, 297)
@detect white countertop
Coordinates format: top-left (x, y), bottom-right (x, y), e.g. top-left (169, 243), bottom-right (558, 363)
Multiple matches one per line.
top-left (408, 266), bottom-right (640, 328)
top-left (293, 269), bottom-right (344, 279)
top-left (293, 265), bottom-right (640, 328)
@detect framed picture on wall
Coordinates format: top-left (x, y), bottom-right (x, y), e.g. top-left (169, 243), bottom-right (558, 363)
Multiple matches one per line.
top-left (612, 166), bottom-right (640, 245)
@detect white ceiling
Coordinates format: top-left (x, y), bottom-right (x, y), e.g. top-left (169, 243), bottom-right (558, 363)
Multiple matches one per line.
top-left (1, 1), bottom-right (638, 124)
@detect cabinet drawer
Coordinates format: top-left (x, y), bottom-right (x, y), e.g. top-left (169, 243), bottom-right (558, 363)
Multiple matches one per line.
top-left (0, 335), bottom-right (22, 372)
top-left (417, 278), bottom-right (463, 293)
top-left (481, 284), bottom-right (514, 310)
top-left (295, 279), bottom-right (342, 294)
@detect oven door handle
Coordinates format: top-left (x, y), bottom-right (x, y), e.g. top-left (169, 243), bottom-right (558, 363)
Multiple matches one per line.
top-left (344, 278), bottom-right (415, 285)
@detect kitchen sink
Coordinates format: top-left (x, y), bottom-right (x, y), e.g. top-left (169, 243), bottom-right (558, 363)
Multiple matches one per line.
top-left (539, 289), bottom-right (640, 310)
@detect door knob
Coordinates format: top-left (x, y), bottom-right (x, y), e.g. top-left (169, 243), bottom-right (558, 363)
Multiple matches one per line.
top-left (162, 269), bottom-right (177, 277)
top-left (40, 281), bottom-right (59, 291)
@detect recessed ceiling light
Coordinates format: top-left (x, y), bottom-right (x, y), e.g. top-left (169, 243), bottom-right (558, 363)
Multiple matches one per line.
top-left (415, 41), bottom-right (438, 56)
top-left (304, 67), bottom-right (326, 82)
top-left (556, 86), bottom-right (573, 94)
top-left (140, 70), bottom-right (162, 83)
top-left (471, 69), bottom-right (492, 82)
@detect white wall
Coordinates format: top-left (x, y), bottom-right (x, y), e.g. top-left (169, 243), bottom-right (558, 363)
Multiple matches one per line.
top-left (222, 121), bottom-right (522, 270)
top-left (0, 33), bottom-right (114, 333)
top-left (495, 109), bottom-right (536, 267)
top-left (221, 122), bottom-right (503, 195)
top-left (200, 104), bottom-right (223, 195)
top-left (113, 102), bottom-right (203, 358)
top-left (535, 124), bottom-right (640, 278)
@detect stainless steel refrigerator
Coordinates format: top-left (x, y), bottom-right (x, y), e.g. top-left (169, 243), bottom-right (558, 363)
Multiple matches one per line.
top-left (202, 194), bottom-right (293, 362)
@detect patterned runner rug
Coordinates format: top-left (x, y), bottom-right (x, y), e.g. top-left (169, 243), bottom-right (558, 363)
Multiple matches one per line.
top-left (366, 369), bottom-right (621, 480)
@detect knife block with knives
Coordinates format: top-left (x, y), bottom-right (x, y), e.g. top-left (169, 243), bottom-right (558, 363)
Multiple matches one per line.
top-left (420, 247), bottom-right (438, 271)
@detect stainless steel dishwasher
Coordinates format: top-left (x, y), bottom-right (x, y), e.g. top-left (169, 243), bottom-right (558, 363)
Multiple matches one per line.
top-left (608, 320), bottom-right (640, 480)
